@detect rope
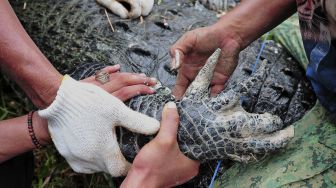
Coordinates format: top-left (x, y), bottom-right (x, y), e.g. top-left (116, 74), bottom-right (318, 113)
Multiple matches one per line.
top-left (208, 32), bottom-right (270, 188)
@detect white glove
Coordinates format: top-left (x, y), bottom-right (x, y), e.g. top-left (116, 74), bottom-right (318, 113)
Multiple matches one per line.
top-left (38, 76), bottom-right (160, 176)
top-left (97, 0), bottom-right (154, 19)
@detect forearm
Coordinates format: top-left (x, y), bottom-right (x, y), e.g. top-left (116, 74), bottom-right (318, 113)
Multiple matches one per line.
top-left (0, 1), bottom-right (62, 109)
top-left (0, 113), bottom-right (50, 163)
top-left (213, 0), bottom-right (297, 49)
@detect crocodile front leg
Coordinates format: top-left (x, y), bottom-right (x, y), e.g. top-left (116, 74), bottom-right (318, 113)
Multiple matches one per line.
top-left (176, 49), bottom-right (294, 162)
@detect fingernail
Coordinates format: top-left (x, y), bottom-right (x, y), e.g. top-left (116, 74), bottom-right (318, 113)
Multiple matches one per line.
top-left (150, 77), bottom-right (157, 83)
top-left (166, 101), bottom-right (176, 109)
top-left (139, 73), bottom-right (146, 77)
top-left (170, 59), bottom-right (176, 70)
top-left (175, 50), bottom-right (180, 69)
top-left (150, 88), bottom-right (156, 93)
top-left (113, 64), bottom-right (120, 69)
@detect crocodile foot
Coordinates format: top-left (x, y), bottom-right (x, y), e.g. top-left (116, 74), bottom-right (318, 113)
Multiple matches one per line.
top-left (177, 49), bottom-right (294, 162)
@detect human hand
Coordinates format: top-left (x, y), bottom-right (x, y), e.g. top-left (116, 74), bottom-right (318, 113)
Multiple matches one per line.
top-left (121, 102), bottom-right (200, 188)
top-left (97, 0), bottom-right (154, 19)
top-left (81, 64), bottom-right (157, 101)
top-left (38, 72), bottom-right (160, 177)
top-left (170, 24), bottom-right (242, 99)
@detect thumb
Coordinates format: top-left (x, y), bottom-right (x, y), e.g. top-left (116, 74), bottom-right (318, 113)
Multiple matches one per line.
top-left (157, 102), bottom-right (180, 140)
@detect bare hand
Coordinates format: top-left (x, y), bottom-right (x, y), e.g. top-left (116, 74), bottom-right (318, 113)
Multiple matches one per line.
top-left (82, 64), bottom-right (157, 101)
top-left (121, 102), bottom-right (200, 187)
top-left (170, 25), bottom-right (242, 99)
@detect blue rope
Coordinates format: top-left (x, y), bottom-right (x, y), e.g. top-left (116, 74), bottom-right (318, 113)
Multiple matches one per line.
top-left (252, 32), bottom-right (270, 73)
top-left (208, 32), bottom-right (269, 188)
top-left (208, 160), bottom-right (222, 188)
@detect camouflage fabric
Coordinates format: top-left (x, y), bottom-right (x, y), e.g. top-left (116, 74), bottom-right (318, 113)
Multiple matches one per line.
top-left (272, 14), bottom-right (309, 70)
top-left (214, 14), bottom-right (336, 186)
top-left (214, 102), bottom-right (336, 187)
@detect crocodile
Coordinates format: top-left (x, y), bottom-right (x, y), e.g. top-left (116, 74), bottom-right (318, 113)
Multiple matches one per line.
top-left (69, 49), bottom-right (294, 163)
top-left (9, 0), bottom-right (316, 186)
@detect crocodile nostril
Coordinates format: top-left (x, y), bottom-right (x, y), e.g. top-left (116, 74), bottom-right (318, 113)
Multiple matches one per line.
top-left (114, 22), bottom-right (130, 31)
top-left (154, 21), bottom-right (171, 30)
top-left (242, 67), bottom-right (253, 75)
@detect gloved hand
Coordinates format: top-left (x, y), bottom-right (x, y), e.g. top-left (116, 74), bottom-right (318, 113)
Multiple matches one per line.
top-left (38, 76), bottom-right (160, 177)
top-left (97, 0), bottom-right (154, 19)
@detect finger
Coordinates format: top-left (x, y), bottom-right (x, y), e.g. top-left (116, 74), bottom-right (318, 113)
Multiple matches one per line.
top-left (123, 0), bottom-right (141, 18)
top-left (210, 71), bottom-right (230, 96)
top-left (112, 85), bottom-right (156, 101)
top-left (170, 31), bottom-right (195, 67)
top-left (97, 0), bottom-right (129, 19)
top-left (157, 102), bottom-right (180, 140)
top-left (103, 73), bottom-right (157, 93)
top-left (117, 101), bottom-right (160, 134)
top-left (140, 0), bottom-right (154, 16)
top-left (102, 64), bottom-right (121, 73)
top-left (170, 30), bottom-right (195, 57)
top-left (210, 85), bottom-right (225, 97)
top-left (115, 74), bottom-right (157, 86)
top-left (82, 64), bottom-right (120, 83)
top-left (104, 138), bottom-right (132, 176)
top-left (173, 74), bottom-right (190, 99)
top-left (173, 84), bottom-right (188, 100)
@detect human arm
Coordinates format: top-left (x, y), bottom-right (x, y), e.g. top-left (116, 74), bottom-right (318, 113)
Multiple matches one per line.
top-left (0, 113), bottom-right (49, 163)
top-left (0, 1), bottom-right (161, 176)
top-left (0, 66), bottom-right (158, 163)
top-left (0, 0), bottom-right (62, 109)
top-left (170, 0), bottom-right (297, 98)
top-left (121, 102), bottom-right (200, 188)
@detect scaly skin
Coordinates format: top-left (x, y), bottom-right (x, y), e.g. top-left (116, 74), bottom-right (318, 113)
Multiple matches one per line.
top-left (69, 49), bottom-right (294, 163)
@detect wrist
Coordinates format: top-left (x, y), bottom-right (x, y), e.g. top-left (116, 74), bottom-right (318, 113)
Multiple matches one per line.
top-left (32, 73), bottom-right (63, 109)
top-left (210, 20), bottom-right (244, 51)
top-left (121, 167), bottom-right (160, 188)
top-left (32, 112), bottom-right (51, 146)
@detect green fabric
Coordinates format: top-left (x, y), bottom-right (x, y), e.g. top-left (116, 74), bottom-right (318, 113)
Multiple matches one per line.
top-left (213, 14), bottom-right (336, 187)
top-left (271, 14), bottom-right (309, 69)
top-left (214, 103), bottom-right (336, 187)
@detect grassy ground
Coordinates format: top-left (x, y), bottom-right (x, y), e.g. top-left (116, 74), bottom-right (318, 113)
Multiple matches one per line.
top-left (0, 74), bottom-right (116, 188)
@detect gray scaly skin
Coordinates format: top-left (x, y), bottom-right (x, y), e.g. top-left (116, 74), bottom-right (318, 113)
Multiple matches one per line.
top-left (71, 49), bottom-right (294, 163)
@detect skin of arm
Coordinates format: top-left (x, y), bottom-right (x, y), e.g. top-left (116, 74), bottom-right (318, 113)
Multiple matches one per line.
top-left (0, 1), bottom-right (158, 163)
top-left (0, 113), bottom-right (50, 163)
top-left (170, 0), bottom-right (297, 98)
top-left (214, 0), bottom-right (297, 49)
top-left (0, 0), bottom-right (62, 109)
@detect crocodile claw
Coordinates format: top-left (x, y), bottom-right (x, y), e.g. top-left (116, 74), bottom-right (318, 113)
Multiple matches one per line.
top-left (177, 49), bottom-right (294, 162)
